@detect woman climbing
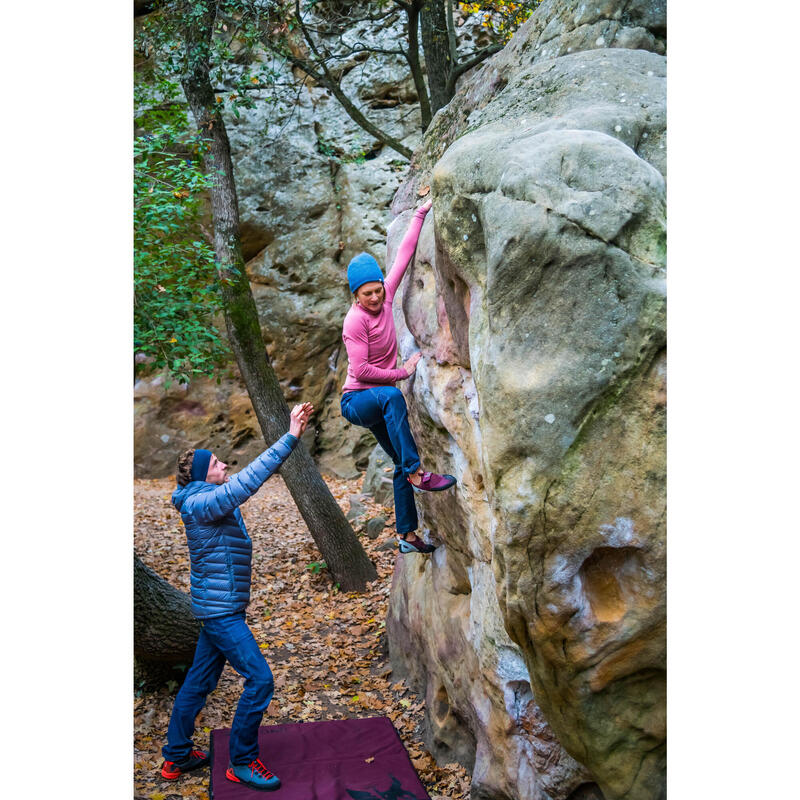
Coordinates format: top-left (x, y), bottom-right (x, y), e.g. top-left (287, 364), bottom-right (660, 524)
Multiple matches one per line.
top-left (340, 198), bottom-right (456, 555)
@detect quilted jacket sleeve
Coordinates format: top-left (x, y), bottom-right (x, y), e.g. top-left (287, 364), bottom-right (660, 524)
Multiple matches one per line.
top-left (183, 433), bottom-right (298, 523)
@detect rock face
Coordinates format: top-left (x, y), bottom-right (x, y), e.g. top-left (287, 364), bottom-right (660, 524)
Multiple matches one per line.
top-left (134, 372), bottom-right (264, 477)
top-left (385, 2), bottom-right (666, 799)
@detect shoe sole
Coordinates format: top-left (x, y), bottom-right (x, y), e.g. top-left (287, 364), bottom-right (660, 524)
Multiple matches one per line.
top-left (226, 768), bottom-right (281, 791)
top-left (161, 759), bottom-right (210, 780)
top-left (396, 538), bottom-right (436, 554)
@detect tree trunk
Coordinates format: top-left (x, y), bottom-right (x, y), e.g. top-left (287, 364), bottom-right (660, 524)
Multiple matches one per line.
top-left (420, 0), bottom-right (454, 116)
top-left (405, 2), bottom-right (432, 131)
top-left (180, 0), bottom-right (378, 592)
top-left (134, 553), bottom-right (199, 687)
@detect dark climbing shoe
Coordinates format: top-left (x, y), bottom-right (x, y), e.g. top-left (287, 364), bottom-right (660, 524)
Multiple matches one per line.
top-left (226, 758), bottom-right (281, 791)
top-left (397, 535), bottom-right (436, 554)
top-left (408, 471), bottom-right (457, 492)
top-left (161, 749), bottom-right (209, 779)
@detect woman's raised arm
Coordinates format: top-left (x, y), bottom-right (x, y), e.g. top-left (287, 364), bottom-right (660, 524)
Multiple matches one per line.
top-left (384, 199), bottom-right (432, 300)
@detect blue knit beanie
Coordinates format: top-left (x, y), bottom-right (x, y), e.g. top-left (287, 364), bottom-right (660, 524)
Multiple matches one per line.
top-left (347, 253), bottom-right (384, 294)
top-left (190, 449), bottom-right (213, 482)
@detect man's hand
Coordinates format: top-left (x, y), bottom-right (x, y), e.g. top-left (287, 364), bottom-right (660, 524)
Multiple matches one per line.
top-left (289, 402), bottom-right (314, 438)
top-left (402, 352), bottom-right (422, 376)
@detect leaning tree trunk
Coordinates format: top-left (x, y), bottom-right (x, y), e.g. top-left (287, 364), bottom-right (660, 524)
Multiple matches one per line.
top-left (134, 553), bottom-right (200, 688)
top-left (420, 0), bottom-right (454, 116)
top-left (181, 1), bottom-right (377, 592)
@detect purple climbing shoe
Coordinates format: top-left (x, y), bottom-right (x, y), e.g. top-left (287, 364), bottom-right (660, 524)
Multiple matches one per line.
top-left (397, 535), bottom-right (436, 554)
top-left (407, 471), bottom-right (457, 492)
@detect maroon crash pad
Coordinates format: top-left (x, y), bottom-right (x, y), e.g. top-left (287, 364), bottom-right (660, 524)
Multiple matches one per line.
top-left (209, 716), bottom-right (430, 800)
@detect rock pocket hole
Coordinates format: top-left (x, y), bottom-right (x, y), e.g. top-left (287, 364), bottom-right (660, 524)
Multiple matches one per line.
top-left (230, 429), bottom-right (254, 449)
top-left (427, 679), bottom-right (476, 770)
top-left (580, 546), bottom-right (643, 623)
top-left (567, 783), bottom-right (606, 800)
top-left (433, 683), bottom-right (451, 724)
top-left (504, 680), bottom-right (534, 728)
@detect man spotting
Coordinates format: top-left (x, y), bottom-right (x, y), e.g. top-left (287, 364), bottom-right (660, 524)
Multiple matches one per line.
top-left (160, 402), bottom-right (313, 792)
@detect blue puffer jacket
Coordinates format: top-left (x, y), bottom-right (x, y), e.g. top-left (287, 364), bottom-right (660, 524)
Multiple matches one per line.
top-left (171, 433), bottom-right (298, 619)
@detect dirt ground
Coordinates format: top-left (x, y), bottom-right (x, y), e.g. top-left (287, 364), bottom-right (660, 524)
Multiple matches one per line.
top-left (133, 470), bottom-right (471, 800)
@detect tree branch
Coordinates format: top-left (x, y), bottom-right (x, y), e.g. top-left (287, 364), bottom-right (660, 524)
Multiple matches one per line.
top-left (339, 41), bottom-right (406, 58)
top-left (452, 41), bottom-right (503, 80)
top-left (289, 49), bottom-right (413, 159)
top-left (276, 1), bottom-right (413, 159)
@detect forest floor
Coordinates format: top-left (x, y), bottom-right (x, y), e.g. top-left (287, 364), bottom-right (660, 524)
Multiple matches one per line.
top-left (133, 471), bottom-right (471, 800)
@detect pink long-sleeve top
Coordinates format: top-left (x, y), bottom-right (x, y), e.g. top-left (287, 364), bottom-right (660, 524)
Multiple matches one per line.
top-left (341, 206), bottom-right (429, 393)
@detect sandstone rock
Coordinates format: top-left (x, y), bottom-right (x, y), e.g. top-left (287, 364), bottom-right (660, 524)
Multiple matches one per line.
top-left (373, 478), bottom-right (395, 509)
top-left (346, 494), bottom-right (368, 524)
top-left (362, 444), bottom-right (396, 506)
top-left (365, 517), bottom-right (386, 540)
top-left (134, 372), bottom-right (263, 478)
top-left (386, 2), bottom-right (666, 799)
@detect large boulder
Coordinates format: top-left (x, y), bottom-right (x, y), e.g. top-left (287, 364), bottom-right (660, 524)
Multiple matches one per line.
top-left (386, 2), bottom-right (666, 799)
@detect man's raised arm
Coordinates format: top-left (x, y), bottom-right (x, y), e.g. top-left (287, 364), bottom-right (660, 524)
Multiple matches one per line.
top-left (184, 403), bottom-right (313, 522)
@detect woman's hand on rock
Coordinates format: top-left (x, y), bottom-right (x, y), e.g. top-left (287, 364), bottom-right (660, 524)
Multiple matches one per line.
top-left (403, 352), bottom-right (422, 376)
top-left (289, 402), bottom-right (314, 438)
top-left (420, 199), bottom-right (432, 213)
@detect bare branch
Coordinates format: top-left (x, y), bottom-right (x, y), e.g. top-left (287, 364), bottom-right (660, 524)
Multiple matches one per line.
top-left (256, 5), bottom-right (413, 159)
top-left (452, 41), bottom-right (503, 80)
top-left (335, 40), bottom-right (406, 58)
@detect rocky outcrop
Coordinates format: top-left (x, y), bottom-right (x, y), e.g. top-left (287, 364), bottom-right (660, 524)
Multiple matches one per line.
top-left (385, 2), bottom-right (666, 799)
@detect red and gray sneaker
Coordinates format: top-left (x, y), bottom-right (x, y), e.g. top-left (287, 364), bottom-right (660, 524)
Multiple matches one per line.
top-left (226, 758), bottom-right (281, 792)
top-left (161, 749), bottom-right (209, 779)
top-left (408, 471), bottom-right (457, 492)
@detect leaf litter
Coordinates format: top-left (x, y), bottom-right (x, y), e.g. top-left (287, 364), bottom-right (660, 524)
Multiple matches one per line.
top-left (134, 472), bottom-right (470, 800)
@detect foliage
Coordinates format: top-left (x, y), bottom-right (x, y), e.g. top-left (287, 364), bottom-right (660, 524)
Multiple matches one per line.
top-left (136, 1), bottom-right (287, 118)
top-left (134, 1), bottom-right (280, 385)
top-left (459, 1), bottom-right (539, 42)
top-left (134, 125), bottom-right (230, 384)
